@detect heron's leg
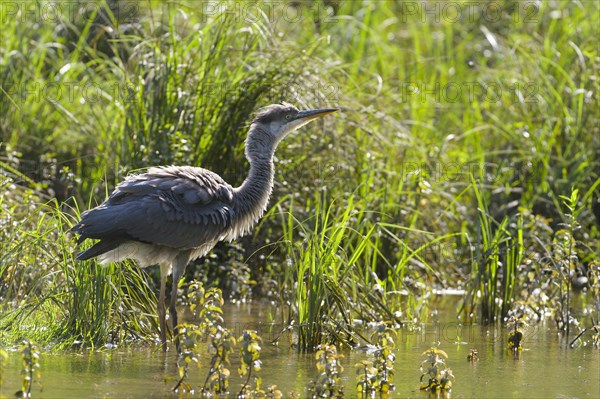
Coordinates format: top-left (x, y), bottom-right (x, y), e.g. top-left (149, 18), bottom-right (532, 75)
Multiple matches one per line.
top-left (170, 252), bottom-right (190, 353)
top-left (158, 263), bottom-right (169, 352)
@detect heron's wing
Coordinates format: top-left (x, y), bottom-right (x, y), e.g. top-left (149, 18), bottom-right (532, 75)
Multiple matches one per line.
top-left (73, 166), bottom-right (235, 249)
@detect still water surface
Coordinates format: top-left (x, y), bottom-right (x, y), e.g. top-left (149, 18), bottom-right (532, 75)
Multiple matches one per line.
top-left (2, 301), bottom-right (598, 398)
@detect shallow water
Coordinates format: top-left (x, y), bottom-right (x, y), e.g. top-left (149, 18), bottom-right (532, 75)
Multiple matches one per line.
top-left (1, 301), bottom-right (599, 398)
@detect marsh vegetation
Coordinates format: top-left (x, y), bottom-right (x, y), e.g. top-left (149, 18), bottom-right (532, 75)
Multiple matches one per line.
top-left (1, 0), bottom-right (599, 396)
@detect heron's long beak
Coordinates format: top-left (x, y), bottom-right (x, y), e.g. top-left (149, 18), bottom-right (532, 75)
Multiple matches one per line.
top-left (294, 108), bottom-right (339, 122)
top-left (281, 107), bottom-right (338, 136)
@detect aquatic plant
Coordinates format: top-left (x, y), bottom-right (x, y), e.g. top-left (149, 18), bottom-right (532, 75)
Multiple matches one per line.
top-left (355, 324), bottom-right (396, 397)
top-left (461, 180), bottom-right (524, 323)
top-left (467, 349), bottom-right (479, 362)
top-left (173, 282), bottom-right (235, 394)
top-left (309, 344), bottom-right (344, 398)
top-left (552, 188), bottom-right (586, 337)
top-left (419, 347), bottom-right (454, 393)
top-left (589, 261), bottom-right (600, 320)
top-left (0, 348), bottom-right (8, 398)
top-left (567, 261), bottom-right (600, 347)
top-left (507, 316), bottom-right (527, 351)
top-left (238, 330), bottom-right (279, 397)
top-left (355, 361), bottom-right (377, 399)
top-left (17, 340), bottom-right (42, 398)
top-left (202, 326), bottom-right (236, 395)
top-left (275, 190), bottom-right (441, 352)
top-left (370, 325), bottom-right (396, 394)
top-left (278, 193), bottom-right (378, 351)
top-left (172, 282), bottom-right (203, 393)
top-left (196, 284), bottom-right (234, 395)
top-left (171, 323), bottom-right (201, 393)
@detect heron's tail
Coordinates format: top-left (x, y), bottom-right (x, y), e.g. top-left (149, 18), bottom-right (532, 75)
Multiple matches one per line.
top-left (75, 239), bottom-right (122, 261)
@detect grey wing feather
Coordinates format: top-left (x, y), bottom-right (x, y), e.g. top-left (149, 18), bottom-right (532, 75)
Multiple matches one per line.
top-left (72, 166), bottom-right (235, 250)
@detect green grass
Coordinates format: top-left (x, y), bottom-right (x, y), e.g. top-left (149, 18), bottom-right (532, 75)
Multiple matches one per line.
top-left (0, 184), bottom-right (157, 347)
top-left (460, 178), bottom-right (524, 323)
top-left (1, 0), bottom-right (599, 350)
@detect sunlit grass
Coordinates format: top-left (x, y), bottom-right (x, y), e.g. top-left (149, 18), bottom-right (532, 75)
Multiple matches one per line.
top-left (0, 183), bottom-right (156, 348)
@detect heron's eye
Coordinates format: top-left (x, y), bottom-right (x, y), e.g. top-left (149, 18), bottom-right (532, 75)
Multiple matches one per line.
top-left (285, 114), bottom-right (292, 120)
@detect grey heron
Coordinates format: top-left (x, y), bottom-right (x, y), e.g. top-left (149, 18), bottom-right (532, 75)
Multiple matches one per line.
top-left (71, 103), bottom-right (338, 351)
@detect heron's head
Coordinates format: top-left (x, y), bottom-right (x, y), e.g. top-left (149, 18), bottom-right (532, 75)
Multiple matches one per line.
top-left (249, 103), bottom-right (338, 151)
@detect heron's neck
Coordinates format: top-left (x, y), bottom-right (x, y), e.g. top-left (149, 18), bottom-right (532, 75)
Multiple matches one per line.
top-left (235, 156), bottom-right (275, 210)
top-left (230, 129), bottom-right (276, 239)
